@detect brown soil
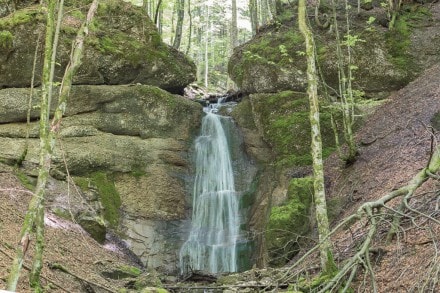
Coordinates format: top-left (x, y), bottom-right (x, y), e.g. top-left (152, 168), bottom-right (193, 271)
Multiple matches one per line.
top-left (0, 171), bottom-right (137, 292)
top-left (325, 63), bottom-right (440, 291)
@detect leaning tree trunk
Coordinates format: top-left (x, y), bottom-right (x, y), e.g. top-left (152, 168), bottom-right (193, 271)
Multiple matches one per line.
top-left (298, 0), bottom-right (336, 274)
top-left (6, 0), bottom-right (100, 290)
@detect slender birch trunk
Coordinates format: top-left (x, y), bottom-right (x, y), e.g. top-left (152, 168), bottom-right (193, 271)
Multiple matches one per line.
top-left (298, 0), bottom-right (336, 274)
top-left (6, 0), bottom-right (57, 289)
top-left (6, 0), bottom-right (100, 290)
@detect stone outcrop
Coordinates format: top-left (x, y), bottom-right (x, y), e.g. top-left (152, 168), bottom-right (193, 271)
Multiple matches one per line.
top-left (0, 0), bottom-right (200, 275)
top-left (0, 0), bottom-right (195, 93)
top-left (0, 85), bottom-right (202, 273)
top-left (228, 3), bottom-right (440, 266)
top-left (228, 5), bottom-right (440, 96)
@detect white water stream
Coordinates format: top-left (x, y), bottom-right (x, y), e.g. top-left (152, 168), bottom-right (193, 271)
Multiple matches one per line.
top-left (179, 107), bottom-right (240, 274)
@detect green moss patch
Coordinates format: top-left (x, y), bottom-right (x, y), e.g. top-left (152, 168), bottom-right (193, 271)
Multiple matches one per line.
top-left (74, 172), bottom-right (121, 228)
top-left (229, 28), bottom-right (304, 87)
top-left (431, 112), bottom-right (440, 131)
top-left (0, 30), bottom-right (13, 49)
top-left (0, 6), bottom-right (43, 29)
top-left (386, 4), bottom-right (431, 73)
top-left (266, 177), bottom-right (313, 266)
top-left (92, 172), bottom-right (121, 227)
top-left (251, 91), bottom-right (337, 167)
top-left (15, 170), bottom-right (36, 191)
top-left (101, 265), bottom-right (142, 279)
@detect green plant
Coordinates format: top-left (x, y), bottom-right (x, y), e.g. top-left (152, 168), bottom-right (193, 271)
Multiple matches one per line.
top-left (0, 30), bottom-right (13, 48)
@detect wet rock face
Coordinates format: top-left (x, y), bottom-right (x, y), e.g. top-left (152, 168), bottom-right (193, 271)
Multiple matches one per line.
top-left (0, 0), bottom-right (196, 93)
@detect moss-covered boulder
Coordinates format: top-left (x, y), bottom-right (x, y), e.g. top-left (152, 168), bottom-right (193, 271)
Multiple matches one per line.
top-left (229, 4), bottom-right (440, 95)
top-left (266, 177), bottom-right (313, 266)
top-left (244, 91), bottom-right (337, 167)
top-left (0, 0), bottom-right (195, 93)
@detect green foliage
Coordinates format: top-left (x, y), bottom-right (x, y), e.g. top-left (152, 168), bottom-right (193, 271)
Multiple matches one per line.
top-left (0, 30), bottom-right (13, 48)
top-left (266, 177), bottom-right (314, 266)
top-left (342, 34), bottom-right (365, 47)
top-left (230, 29), bottom-right (303, 87)
top-left (385, 5), bottom-right (430, 71)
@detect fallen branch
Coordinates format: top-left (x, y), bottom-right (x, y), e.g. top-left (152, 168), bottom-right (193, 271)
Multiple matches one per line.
top-left (49, 262), bottom-right (117, 293)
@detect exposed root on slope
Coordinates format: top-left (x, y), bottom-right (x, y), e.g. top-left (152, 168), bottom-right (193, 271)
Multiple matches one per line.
top-left (276, 144), bottom-right (440, 292)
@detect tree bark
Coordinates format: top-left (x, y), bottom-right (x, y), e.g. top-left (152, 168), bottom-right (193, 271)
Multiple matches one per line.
top-left (6, 0), bottom-right (100, 290)
top-left (185, 0), bottom-right (192, 54)
top-left (6, 0), bottom-right (57, 288)
top-left (298, 0), bottom-right (336, 274)
top-left (154, 0), bottom-right (162, 26)
top-left (173, 0), bottom-right (185, 49)
top-left (231, 0), bottom-right (238, 48)
top-left (204, 3), bottom-right (210, 87)
top-left (249, 0), bottom-right (258, 35)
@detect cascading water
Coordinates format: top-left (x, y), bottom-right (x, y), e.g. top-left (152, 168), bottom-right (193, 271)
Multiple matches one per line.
top-left (179, 104), bottom-right (241, 274)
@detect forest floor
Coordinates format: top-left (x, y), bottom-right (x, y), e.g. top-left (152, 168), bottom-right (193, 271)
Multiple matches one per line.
top-left (322, 62), bottom-right (440, 292)
top-left (0, 49), bottom-right (440, 293)
top-left (0, 171), bottom-right (138, 292)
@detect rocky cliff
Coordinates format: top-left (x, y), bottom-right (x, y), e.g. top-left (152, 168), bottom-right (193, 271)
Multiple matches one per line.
top-left (228, 2), bottom-right (440, 266)
top-left (0, 0), bottom-right (201, 275)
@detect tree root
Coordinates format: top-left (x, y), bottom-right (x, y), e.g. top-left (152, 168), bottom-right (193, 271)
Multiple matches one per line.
top-left (276, 145), bottom-right (440, 292)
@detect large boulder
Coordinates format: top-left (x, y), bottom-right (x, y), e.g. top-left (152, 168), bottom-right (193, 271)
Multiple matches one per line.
top-left (228, 4), bottom-right (440, 95)
top-left (0, 84), bottom-right (202, 273)
top-left (0, 0), bottom-right (195, 93)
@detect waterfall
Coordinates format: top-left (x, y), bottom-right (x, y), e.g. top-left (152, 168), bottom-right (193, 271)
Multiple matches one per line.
top-left (179, 107), bottom-right (240, 274)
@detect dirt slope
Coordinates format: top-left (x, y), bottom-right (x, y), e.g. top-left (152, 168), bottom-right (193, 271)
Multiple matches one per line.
top-left (0, 170), bottom-right (139, 292)
top-left (326, 63), bottom-right (440, 291)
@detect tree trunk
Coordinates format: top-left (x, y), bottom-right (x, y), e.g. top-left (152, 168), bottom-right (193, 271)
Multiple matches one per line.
top-left (231, 0), bottom-right (238, 48)
top-left (298, 0), bottom-right (336, 274)
top-left (173, 0), bottom-right (185, 49)
top-left (154, 0), bottom-right (162, 26)
top-left (249, 0), bottom-right (258, 35)
top-left (185, 0), bottom-right (192, 54)
top-left (6, 0), bottom-right (100, 290)
top-left (6, 0), bottom-right (57, 288)
top-left (204, 3), bottom-right (210, 87)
